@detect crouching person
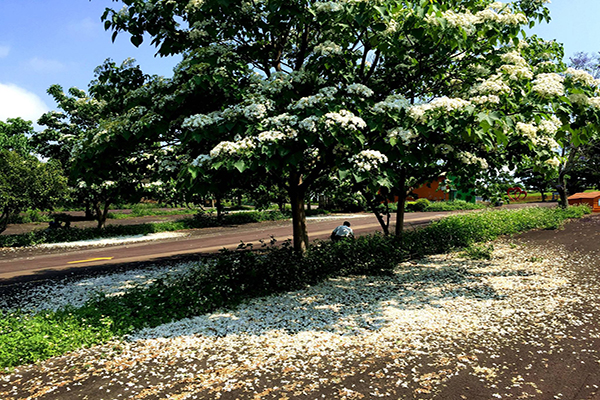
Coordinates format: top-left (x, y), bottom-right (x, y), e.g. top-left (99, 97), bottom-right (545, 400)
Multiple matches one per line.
top-left (331, 221), bottom-right (354, 242)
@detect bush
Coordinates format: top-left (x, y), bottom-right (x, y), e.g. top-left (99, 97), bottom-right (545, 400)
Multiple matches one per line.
top-left (423, 200), bottom-right (485, 212)
top-left (407, 198), bottom-right (431, 212)
top-left (7, 209), bottom-right (52, 224)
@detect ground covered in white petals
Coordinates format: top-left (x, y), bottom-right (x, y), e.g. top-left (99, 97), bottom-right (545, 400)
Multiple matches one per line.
top-left (3, 217), bottom-right (600, 400)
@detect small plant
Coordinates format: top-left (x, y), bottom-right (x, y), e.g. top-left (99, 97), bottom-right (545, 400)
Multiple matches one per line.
top-left (461, 244), bottom-right (495, 260)
top-left (526, 256), bottom-right (544, 263)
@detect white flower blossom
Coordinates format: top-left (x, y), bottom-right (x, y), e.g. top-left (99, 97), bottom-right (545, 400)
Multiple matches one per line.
top-left (470, 95), bottom-right (501, 105)
top-left (257, 130), bottom-right (287, 142)
top-left (191, 154), bottom-right (211, 167)
top-left (472, 74), bottom-right (511, 95)
top-left (324, 109), bottom-right (366, 131)
top-left (299, 116), bottom-right (319, 132)
top-left (458, 151), bottom-right (489, 170)
top-left (350, 150), bottom-right (388, 173)
top-left (532, 73), bottom-right (565, 98)
top-left (313, 1), bottom-right (343, 13)
top-left (314, 41), bottom-right (343, 56)
top-left (408, 97), bottom-right (472, 123)
top-left (186, 0), bottom-right (205, 12)
top-left (387, 128), bottom-right (416, 145)
top-left (346, 83), bottom-right (374, 98)
top-left (500, 51), bottom-right (533, 80)
top-left (289, 87), bottom-right (338, 110)
top-left (535, 136), bottom-right (559, 150)
top-left (537, 115), bottom-right (561, 135)
top-left (425, 3), bottom-right (528, 32)
top-left (264, 113), bottom-right (298, 129)
top-left (261, 72), bottom-right (295, 95)
top-left (516, 122), bottom-right (538, 139)
top-left (545, 157), bottom-right (561, 168)
top-left (475, 4), bottom-right (528, 25)
top-left (243, 103), bottom-right (268, 120)
top-left (209, 137), bottom-right (255, 158)
top-left (565, 67), bottom-right (598, 87)
top-left (373, 95), bottom-right (410, 114)
top-left (589, 97), bottom-right (600, 108)
top-left (183, 111), bottom-right (223, 130)
top-left (425, 10), bottom-right (479, 33)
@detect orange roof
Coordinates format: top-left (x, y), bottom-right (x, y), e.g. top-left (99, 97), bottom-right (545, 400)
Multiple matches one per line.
top-left (568, 191), bottom-right (600, 200)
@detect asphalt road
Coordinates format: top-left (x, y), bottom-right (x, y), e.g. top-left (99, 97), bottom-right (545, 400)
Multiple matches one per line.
top-left (0, 203), bottom-right (555, 282)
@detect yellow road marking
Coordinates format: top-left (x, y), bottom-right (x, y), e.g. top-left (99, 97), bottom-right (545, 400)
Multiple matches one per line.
top-left (67, 257), bottom-right (114, 264)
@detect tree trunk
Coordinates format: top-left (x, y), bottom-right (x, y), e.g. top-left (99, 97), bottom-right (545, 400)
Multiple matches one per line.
top-left (0, 207), bottom-right (10, 234)
top-left (394, 169), bottom-right (408, 237)
top-left (85, 202), bottom-right (94, 219)
top-left (368, 196), bottom-right (390, 236)
top-left (94, 201), bottom-right (111, 229)
top-left (289, 173), bottom-right (309, 253)
top-left (557, 147), bottom-right (578, 209)
top-left (215, 193), bottom-right (224, 220)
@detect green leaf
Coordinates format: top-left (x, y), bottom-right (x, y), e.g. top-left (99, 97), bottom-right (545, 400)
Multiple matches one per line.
top-left (234, 160), bottom-right (246, 172)
top-left (339, 169), bottom-right (350, 180)
top-left (130, 35), bottom-right (143, 47)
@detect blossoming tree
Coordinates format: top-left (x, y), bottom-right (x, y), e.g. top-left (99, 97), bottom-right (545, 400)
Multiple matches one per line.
top-left (101, 0), bottom-right (565, 251)
top-left (35, 60), bottom-right (165, 228)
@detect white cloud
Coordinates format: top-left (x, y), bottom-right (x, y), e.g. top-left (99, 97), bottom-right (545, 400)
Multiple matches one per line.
top-left (0, 83), bottom-right (50, 124)
top-left (67, 17), bottom-right (101, 37)
top-left (27, 57), bottom-right (66, 74)
top-left (0, 46), bottom-right (9, 58)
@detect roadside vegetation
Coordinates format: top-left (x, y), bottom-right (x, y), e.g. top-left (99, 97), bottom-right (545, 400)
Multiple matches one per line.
top-left (0, 209), bottom-right (296, 248)
top-left (0, 205), bottom-right (590, 370)
top-left (0, 200), bottom-right (488, 248)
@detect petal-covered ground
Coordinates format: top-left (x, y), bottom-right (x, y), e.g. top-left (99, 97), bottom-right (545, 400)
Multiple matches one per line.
top-left (1, 215), bottom-right (599, 399)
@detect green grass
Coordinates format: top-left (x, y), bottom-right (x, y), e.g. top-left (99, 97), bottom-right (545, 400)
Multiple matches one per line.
top-left (107, 205), bottom-right (198, 219)
top-left (0, 205), bottom-right (591, 370)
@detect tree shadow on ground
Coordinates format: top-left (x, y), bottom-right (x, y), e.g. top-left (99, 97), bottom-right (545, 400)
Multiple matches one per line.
top-left (132, 255), bottom-right (532, 340)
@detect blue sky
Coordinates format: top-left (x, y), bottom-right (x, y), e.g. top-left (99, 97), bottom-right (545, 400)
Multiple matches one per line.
top-left (0, 0), bottom-right (598, 128)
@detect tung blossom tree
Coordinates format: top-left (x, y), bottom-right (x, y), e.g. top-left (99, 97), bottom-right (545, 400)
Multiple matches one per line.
top-left (103, 0), bottom-right (598, 252)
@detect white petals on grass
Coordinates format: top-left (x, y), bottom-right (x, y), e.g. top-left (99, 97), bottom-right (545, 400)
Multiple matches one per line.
top-left (38, 232), bottom-right (188, 249)
top-left (4, 238), bottom-right (599, 398)
top-left (130, 242), bottom-right (576, 341)
top-left (0, 261), bottom-right (196, 313)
